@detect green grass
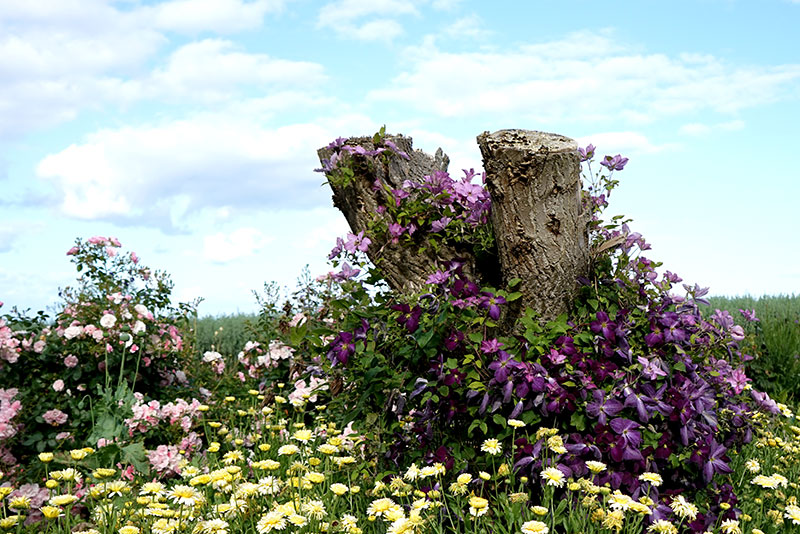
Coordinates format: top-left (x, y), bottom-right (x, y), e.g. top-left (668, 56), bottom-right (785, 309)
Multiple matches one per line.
top-left (193, 313), bottom-right (258, 357)
top-left (708, 294), bottom-right (800, 401)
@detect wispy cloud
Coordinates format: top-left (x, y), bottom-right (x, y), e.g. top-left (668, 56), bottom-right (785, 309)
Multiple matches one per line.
top-left (146, 0), bottom-right (289, 34)
top-left (316, 0), bottom-right (419, 41)
top-left (368, 30), bottom-right (800, 124)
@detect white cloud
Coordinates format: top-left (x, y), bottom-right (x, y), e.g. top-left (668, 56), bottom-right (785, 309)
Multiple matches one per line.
top-left (140, 39), bottom-right (327, 101)
top-left (368, 31), bottom-right (800, 124)
top-left (203, 227), bottom-right (272, 263)
top-left (575, 131), bottom-right (672, 155)
top-left (442, 14), bottom-right (487, 40)
top-left (678, 123), bottom-right (712, 136)
top-left (316, 0), bottom-right (418, 40)
top-left (679, 119), bottom-right (746, 137)
top-left (350, 19), bottom-right (405, 41)
top-left (430, 0), bottom-right (463, 9)
top-left (0, 2), bottom-right (165, 137)
top-left (0, 0), bottom-right (298, 138)
top-left (35, 112), bottom-right (380, 228)
top-left (148, 0), bottom-right (288, 34)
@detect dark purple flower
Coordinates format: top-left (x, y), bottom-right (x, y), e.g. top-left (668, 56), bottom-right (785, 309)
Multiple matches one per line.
top-left (703, 440), bottom-right (733, 483)
top-left (488, 351), bottom-right (520, 383)
top-left (327, 331), bottom-right (355, 365)
top-left (586, 390), bottom-right (624, 425)
top-left (609, 418), bottom-right (643, 461)
top-left (444, 329), bottom-right (464, 351)
top-left (599, 154), bottom-right (628, 171)
top-left (390, 303), bottom-right (423, 333)
top-left (590, 311), bottom-right (616, 342)
top-left (479, 292), bottom-right (506, 320)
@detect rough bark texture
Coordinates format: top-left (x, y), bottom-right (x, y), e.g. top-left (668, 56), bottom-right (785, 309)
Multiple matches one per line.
top-left (318, 129), bottom-right (589, 323)
top-left (476, 129), bottom-right (590, 322)
top-left (318, 135), bottom-right (493, 294)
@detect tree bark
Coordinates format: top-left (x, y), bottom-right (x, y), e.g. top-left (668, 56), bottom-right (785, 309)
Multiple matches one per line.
top-left (318, 129), bottom-right (589, 323)
top-left (476, 129), bottom-right (590, 322)
top-left (318, 135), bottom-right (492, 294)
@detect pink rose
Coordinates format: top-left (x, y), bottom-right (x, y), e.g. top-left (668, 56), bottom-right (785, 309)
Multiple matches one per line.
top-left (52, 380), bottom-right (64, 392)
top-left (43, 409), bottom-right (68, 426)
top-left (64, 355), bottom-right (78, 368)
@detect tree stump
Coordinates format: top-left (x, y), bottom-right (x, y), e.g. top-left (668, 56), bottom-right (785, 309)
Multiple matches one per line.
top-left (318, 129), bottom-right (590, 323)
top-left (476, 129), bottom-right (590, 322)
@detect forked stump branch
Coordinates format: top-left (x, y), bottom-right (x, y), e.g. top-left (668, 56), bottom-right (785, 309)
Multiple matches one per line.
top-left (318, 129), bottom-right (590, 323)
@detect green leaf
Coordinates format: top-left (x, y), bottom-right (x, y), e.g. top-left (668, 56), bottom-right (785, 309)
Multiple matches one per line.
top-left (416, 329), bottom-right (435, 348)
top-left (674, 361), bottom-right (686, 372)
top-left (467, 332), bottom-right (483, 343)
top-left (121, 442), bottom-right (150, 476)
top-left (507, 278), bottom-right (522, 288)
top-left (570, 412), bottom-right (587, 431)
top-left (492, 414), bottom-right (506, 428)
top-left (507, 292), bottom-right (523, 302)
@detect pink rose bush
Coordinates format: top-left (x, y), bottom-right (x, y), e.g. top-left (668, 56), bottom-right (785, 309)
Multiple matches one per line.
top-left (125, 393), bottom-right (204, 436)
top-left (0, 236), bottom-right (198, 469)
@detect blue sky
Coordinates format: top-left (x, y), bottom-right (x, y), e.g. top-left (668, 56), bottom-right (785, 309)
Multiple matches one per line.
top-left (1, 0), bottom-right (799, 317)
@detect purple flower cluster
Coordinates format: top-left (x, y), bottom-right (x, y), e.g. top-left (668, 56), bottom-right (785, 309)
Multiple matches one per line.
top-left (316, 136), bottom-right (410, 174)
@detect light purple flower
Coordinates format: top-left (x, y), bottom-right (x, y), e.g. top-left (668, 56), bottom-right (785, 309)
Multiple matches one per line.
top-left (431, 217), bottom-right (452, 233)
top-left (739, 309), bottom-right (759, 322)
top-left (578, 144), bottom-right (595, 162)
top-left (600, 154), bottom-right (629, 171)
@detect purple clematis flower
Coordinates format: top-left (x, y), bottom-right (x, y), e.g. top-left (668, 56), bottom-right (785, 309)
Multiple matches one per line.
top-left (637, 355), bottom-right (667, 380)
top-left (578, 144), bottom-right (595, 162)
top-left (481, 338), bottom-right (504, 354)
top-left (590, 311), bottom-right (616, 342)
top-left (703, 440), bottom-right (733, 483)
top-left (488, 351), bottom-right (520, 383)
top-left (327, 331), bottom-right (355, 365)
top-left (430, 216), bottom-right (452, 233)
top-left (600, 154), bottom-right (629, 171)
top-left (609, 418), bottom-right (643, 461)
top-left (332, 262), bottom-right (360, 281)
top-left (479, 292), bottom-right (506, 320)
top-left (426, 270), bottom-right (450, 285)
top-left (739, 308), bottom-right (759, 322)
top-left (586, 390), bottom-right (624, 425)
